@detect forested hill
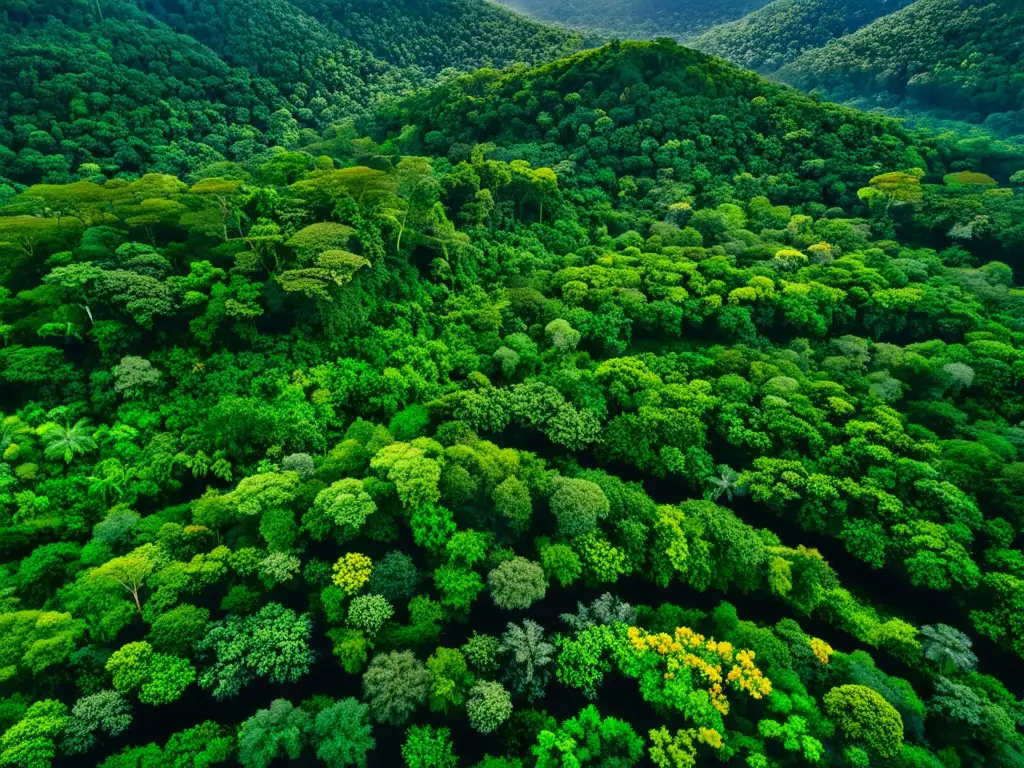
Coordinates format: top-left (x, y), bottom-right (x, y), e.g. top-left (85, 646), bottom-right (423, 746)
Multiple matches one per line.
top-left (490, 0), bottom-right (1024, 141)
top-left (366, 38), bottom-right (1017, 201)
top-left (2, 35), bottom-right (1024, 768)
top-left (775, 0), bottom-right (1024, 137)
top-left (493, 0), bottom-right (772, 40)
top-left (0, 0), bottom-right (582, 186)
top-left (693, 0), bottom-right (915, 74)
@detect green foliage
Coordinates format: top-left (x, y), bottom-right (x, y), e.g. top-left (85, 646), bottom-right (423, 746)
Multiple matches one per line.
top-left (549, 478), bottom-right (610, 538)
top-left (313, 698), bottom-right (375, 768)
top-left (426, 647), bottom-right (474, 713)
top-left (61, 691), bottom-right (132, 755)
top-left (0, 21), bottom-right (1022, 768)
top-left (402, 725), bottom-right (458, 768)
top-left (463, 632), bottom-right (503, 676)
top-left (775, 0), bottom-right (1024, 135)
top-left (488, 557), bottom-right (548, 610)
top-left (367, 551), bottom-right (419, 602)
top-left (695, 0), bottom-right (913, 74)
top-left (823, 684), bottom-right (904, 758)
top-left (105, 642), bottom-right (195, 706)
top-left (501, 620), bottom-right (555, 701)
top-left (196, 603), bottom-right (314, 699)
top-left (0, 0), bottom-right (582, 184)
top-left (467, 680), bottom-right (513, 733)
top-left (0, 700), bottom-right (68, 768)
top-left (532, 705), bottom-right (644, 767)
top-left (362, 651), bottom-right (431, 725)
top-left (496, 0), bottom-right (769, 40)
top-left (146, 604), bottom-right (210, 655)
top-left (347, 595), bottom-right (394, 638)
top-left (237, 699), bottom-right (311, 768)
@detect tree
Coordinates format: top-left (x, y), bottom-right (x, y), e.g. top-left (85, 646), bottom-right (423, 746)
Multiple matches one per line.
top-left (545, 319), bottom-right (580, 352)
top-left (285, 222), bottom-right (355, 263)
top-left (0, 610), bottom-right (85, 678)
top-left (309, 479), bottom-right (376, 541)
top-left (857, 170), bottom-right (924, 213)
top-left (197, 603), bottom-right (315, 699)
top-left (362, 651), bottom-right (431, 725)
top-left (313, 698), bottom-right (375, 768)
top-left (541, 543), bottom-right (583, 587)
top-left (488, 557), bottom-right (547, 610)
top-left (648, 727), bottom-right (722, 768)
top-left (238, 699), bottom-right (311, 768)
top-left (462, 632), bottom-right (502, 676)
top-left (426, 647), bottom-right (473, 713)
top-left (467, 681), bottom-right (513, 734)
top-left (90, 544), bottom-right (158, 613)
top-left (501, 620), bottom-right (555, 701)
top-left (42, 263), bottom-right (104, 324)
top-left (704, 465), bottom-right (746, 503)
top-left (163, 720), bottom-right (235, 766)
top-left (367, 552), bottom-right (419, 602)
top-left (434, 564), bottom-right (485, 614)
top-left (326, 628), bottom-right (370, 675)
top-left (532, 705), bottom-right (644, 767)
top-left (61, 691), bottom-right (132, 755)
top-left (401, 725), bottom-right (457, 768)
top-left (549, 477), bottom-right (610, 538)
top-left (146, 604), bottom-right (210, 655)
top-left (920, 625), bottom-right (977, 673)
top-left (561, 593), bottom-right (637, 630)
top-left (0, 700), bottom-right (68, 768)
top-left (112, 356), bottom-right (161, 397)
top-left (493, 476), bottom-right (533, 533)
top-left (332, 553), bottom-right (373, 596)
top-left (410, 503), bottom-right (457, 553)
top-left (87, 463), bottom-right (138, 506)
top-left (38, 419), bottom-right (96, 464)
top-left (276, 250), bottom-right (370, 302)
top-left (347, 595), bottom-right (394, 638)
top-left (106, 641), bottom-right (195, 705)
top-left (823, 684), bottom-right (904, 758)
top-left (370, 440), bottom-right (443, 509)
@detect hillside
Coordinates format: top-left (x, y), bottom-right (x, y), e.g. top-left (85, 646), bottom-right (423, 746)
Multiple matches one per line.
top-left (488, 0), bottom-right (1024, 141)
top-left (2, 38), bottom-right (1024, 768)
top-left (776, 0), bottom-right (1024, 136)
top-left (494, 0), bottom-right (771, 40)
top-left (693, 0), bottom-right (915, 74)
top-left (0, 0), bottom-right (582, 185)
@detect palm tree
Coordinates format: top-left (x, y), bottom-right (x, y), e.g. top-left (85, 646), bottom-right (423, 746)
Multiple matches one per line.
top-left (921, 624), bottom-right (977, 673)
top-left (705, 465), bottom-right (747, 503)
top-left (500, 620), bottom-right (554, 702)
top-left (561, 593), bottom-right (637, 630)
top-left (40, 418), bottom-right (97, 464)
top-left (88, 459), bottom-right (136, 502)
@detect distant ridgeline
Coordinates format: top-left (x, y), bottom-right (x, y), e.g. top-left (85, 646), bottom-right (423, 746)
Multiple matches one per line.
top-left (495, 0), bottom-right (774, 40)
top-left (0, 0), bottom-right (582, 185)
top-left (489, 0), bottom-right (1024, 142)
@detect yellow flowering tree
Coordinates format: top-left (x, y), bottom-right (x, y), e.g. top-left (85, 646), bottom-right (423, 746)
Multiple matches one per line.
top-left (331, 553), bottom-right (372, 596)
top-left (617, 625), bottom-right (771, 741)
top-left (809, 637), bottom-right (833, 666)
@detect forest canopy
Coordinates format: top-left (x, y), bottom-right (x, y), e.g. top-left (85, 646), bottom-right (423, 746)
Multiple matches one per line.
top-left (0, 20), bottom-right (1023, 768)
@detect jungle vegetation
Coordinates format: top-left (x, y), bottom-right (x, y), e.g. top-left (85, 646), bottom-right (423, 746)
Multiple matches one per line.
top-left (0, 18), bottom-right (1023, 768)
